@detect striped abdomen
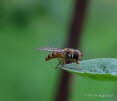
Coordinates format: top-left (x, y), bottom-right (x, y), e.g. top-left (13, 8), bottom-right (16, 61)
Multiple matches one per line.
top-left (45, 52), bottom-right (63, 61)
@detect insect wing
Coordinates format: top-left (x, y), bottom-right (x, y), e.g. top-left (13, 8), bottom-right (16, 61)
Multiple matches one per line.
top-left (36, 47), bottom-right (63, 52)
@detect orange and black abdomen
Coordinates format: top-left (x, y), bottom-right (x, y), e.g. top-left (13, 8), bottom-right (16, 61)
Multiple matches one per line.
top-left (45, 52), bottom-right (63, 61)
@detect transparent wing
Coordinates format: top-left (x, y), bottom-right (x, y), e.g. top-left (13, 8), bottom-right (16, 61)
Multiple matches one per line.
top-left (35, 47), bottom-right (63, 52)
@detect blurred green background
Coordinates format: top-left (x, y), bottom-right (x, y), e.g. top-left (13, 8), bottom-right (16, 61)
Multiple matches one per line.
top-left (0, 0), bottom-right (117, 101)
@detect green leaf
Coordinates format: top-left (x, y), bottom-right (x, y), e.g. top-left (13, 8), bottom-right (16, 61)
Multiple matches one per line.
top-left (59, 58), bottom-right (117, 81)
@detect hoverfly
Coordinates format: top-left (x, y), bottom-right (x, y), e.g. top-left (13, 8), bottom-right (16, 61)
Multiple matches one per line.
top-left (36, 47), bottom-right (83, 68)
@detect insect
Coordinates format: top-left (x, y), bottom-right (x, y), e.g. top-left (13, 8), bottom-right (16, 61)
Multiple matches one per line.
top-left (36, 47), bottom-right (83, 68)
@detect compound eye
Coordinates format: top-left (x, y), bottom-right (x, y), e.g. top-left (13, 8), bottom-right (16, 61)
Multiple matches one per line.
top-left (66, 53), bottom-right (72, 59)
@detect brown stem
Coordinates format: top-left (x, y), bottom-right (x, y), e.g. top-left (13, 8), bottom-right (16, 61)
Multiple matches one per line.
top-left (54, 0), bottom-right (89, 101)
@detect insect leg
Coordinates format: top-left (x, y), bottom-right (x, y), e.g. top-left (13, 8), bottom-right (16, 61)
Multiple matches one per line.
top-left (56, 58), bottom-right (61, 68)
top-left (76, 60), bottom-right (80, 64)
top-left (61, 58), bottom-right (66, 67)
top-left (57, 58), bottom-right (61, 62)
top-left (62, 59), bottom-right (66, 65)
